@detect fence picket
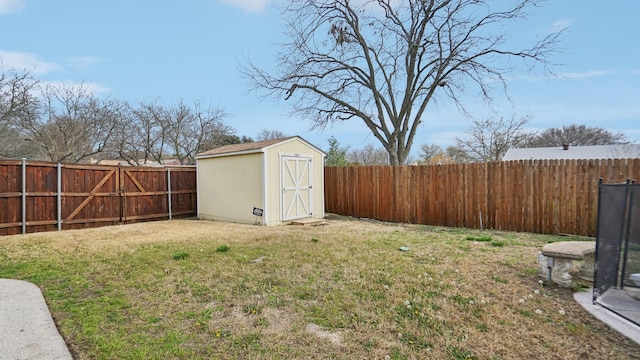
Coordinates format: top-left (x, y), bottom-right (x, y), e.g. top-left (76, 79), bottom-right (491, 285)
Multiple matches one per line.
top-left (324, 159), bottom-right (640, 237)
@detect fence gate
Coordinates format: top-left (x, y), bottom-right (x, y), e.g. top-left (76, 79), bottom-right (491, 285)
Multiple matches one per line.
top-left (593, 181), bottom-right (640, 327)
top-left (119, 167), bottom-right (174, 223)
top-left (64, 167), bottom-right (168, 227)
top-left (0, 160), bottom-right (197, 236)
top-left (62, 166), bottom-right (121, 229)
top-left (593, 183), bottom-right (630, 299)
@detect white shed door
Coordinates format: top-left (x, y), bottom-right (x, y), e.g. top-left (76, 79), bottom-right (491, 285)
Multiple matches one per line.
top-left (281, 155), bottom-right (313, 221)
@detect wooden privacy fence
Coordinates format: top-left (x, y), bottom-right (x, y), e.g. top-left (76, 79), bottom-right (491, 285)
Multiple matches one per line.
top-left (0, 160), bottom-right (197, 236)
top-left (324, 159), bottom-right (640, 237)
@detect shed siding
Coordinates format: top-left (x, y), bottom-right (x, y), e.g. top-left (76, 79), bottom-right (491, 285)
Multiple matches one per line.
top-left (264, 141), bottom-right (325, 225)
top-left (197, 153), bottom-right (264, 225)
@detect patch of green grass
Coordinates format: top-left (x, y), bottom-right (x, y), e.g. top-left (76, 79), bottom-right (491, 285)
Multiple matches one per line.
top-left (565, 322), bottom-right (579, 333)
top-left (215, 245), bottom-right (230, 253)
top-left (242, 303), bottom-right (262, 316)
top-left (450, 294), bottom-right (476, 307)
top-left (266, 294), bottom-right (285, 307)
top-left (172, 251), bottom-right (190, 260)
top-left (490, 240), bottom-right (505, 247)
top-left (491, 275), bottom-right (508, 284)
top-left (519, 309), bottom-right (533, 317)
top-left (253, 312), bottom-right (270, 325)
top-left (361, 339), bottom-right (376, 353)
top-left (572, 282), bottom-right (591, 291)
top-left (465, 235), bottom-right (493, 242)
top-left (389, 347), bottom-right (408, 360)
top-left (399, 331), bottom-right (432, 349)
top-left (306, 306), bottom-right (332, 328)
top-left (447, 345), bottom-right (478, 360)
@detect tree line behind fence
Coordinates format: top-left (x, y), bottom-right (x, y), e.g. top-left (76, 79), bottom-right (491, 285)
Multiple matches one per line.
top-left (0, 160), bottom-right (196, 236)
top-left (324, 159), bottom-right (640, 237)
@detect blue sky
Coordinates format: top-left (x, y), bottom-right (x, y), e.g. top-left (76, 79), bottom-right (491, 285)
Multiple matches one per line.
top-left (1, 0), bottom-right (638, 157)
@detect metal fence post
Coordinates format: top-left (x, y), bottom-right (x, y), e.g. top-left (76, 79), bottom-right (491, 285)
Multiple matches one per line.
top-left (619, 179), bottom-right (634, 290)
top-left (167, 168), bottom-right (172, 220)
top-left (21, 158), bottom-right (26, 234)
top-left (57, 163), bottom-right (62, 231)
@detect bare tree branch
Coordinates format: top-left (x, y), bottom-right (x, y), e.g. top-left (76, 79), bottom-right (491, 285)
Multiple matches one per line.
top-left (450, 114), bottom-right (532, 162)
top-left (257, 129), bottom-right (288, 141)
top-left (525, 124), bottom-right (628, 147)
top-left (0, 64), bottom-right (42, 159)
top-left (19, 83), bottom-right (123, 163)
top-left (111, 100), bottom-right (231, 165)
top-left (242, 0), bottom-right (562, 164)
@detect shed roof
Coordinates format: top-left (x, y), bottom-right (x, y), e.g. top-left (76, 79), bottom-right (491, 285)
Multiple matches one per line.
top-left (195, 136), bottom-right (325, 160)
top-left (502, 144), bottom-right (640, 161)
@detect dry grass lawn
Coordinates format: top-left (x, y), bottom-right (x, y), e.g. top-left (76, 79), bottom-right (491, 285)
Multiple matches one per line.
top-left (0, 215), bottom-right (638, 359)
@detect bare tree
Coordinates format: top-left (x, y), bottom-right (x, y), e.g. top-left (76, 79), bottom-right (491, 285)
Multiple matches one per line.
top-left (525, 124), bottom-right (628, 147)
top-left (445, 145), bottom-right (474, 163)
top-left (450, 115), bottom-right (532, 162)
top-left (256, 129), bottom-right (288, 141)
top-left (427, 152), bottom-right (456, 165)
top-left (110, 102), bottom-right (157, 165)
top-left (0, 64), bottom-right (40, 159)
top-left (166, 101), bottom-right (231, 164)
top-left (244, 0), bottom-right (562, 165)
top-left (2, 64), bottom-right (236, 165)
top-left (19, 83), bottom-right (123, 163)
top-left (0, 64), bottom-right (35, 123)
top-left (347, 144), bottom-right (389, 165)
top-left (113, 100), bottom-right (233, 165)
top-left (417, 143), bottom-right (457, 164)
top-left (419, 143), bottom-right (443, 163)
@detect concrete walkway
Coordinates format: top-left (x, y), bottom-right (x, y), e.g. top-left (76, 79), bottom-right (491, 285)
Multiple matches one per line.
top-left (0, 279), bottom-right (72, 360)
top-left (574, 288), bottom-right (640, 345)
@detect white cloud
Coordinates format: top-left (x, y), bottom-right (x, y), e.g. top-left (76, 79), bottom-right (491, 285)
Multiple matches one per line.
top-left (0, 50), bottom-right (59, 74)
top-left (219, 0), bottom-right (273, 13)
top-left (67, 56), bottom-right (100, 69)
top-left (556, 69), bottom-right (615, 80)
top-left (548, 18), bottom-right (573, 33)
top-left (0, 0), bottom-right (24, 15)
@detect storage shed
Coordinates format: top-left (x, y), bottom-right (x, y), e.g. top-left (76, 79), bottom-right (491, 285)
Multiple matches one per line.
top-left (195, 136), bottom-right (325, 226)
